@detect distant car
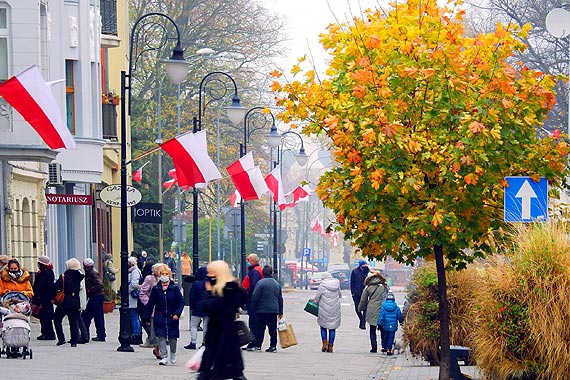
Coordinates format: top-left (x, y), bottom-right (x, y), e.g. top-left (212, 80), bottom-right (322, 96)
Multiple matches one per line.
top-left (308, 272), bottom-right (326, 290)
top-left (330, 270), bottom-right (350, 290)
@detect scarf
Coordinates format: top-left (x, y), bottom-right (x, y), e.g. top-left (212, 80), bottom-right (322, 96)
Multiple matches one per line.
top-left (9, 269), bottom-right (23, 280)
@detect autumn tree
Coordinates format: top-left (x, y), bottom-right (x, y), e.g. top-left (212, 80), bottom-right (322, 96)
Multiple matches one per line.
top-left (272, 0), bottom-right (569, 378)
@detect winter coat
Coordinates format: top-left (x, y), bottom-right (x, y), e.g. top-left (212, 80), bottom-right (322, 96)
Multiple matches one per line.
top-left (84, 268), bottom-right (104, 299)
top-left (199, 281), bottom-right (247, 380)
top-left (377, 299), bottom-right (403, 332)
top-left (0, 267), bottom-right (34, 298)
top-left (188, 267), bottom-right (207, 317)
top-left (32, 268), bottom-right (55, 318)
top-left (358, 272), bottom-right (389, 326)
top-left (139, 274), bottom-right (158, 306)
top-left (55, 269), bottom-right (84, 310)
top-left (103, 256), bottom-right (119, 291)
top-left (315, 273), bottom-right (342, 329)
top-left (252, 277), bottom-right (283, 315)
top-left (144, 281), bottom-right (184, 339)
top-left (350, 265), bottom-right (369, 297)
top-left (127, 266), bottom-right (141, 309)
top-left (180, 255), bottom-right (192, 276)
top-left (242, 263), bottom-right (262, 299)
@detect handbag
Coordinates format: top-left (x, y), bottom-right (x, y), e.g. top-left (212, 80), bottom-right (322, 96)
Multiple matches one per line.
top-left (235, 319), bottom-right (254, 347)
top-left (53, 274), bottom-right (65, 305)
top-left (304, 299), bottom-right (319, 317)
top-left (186, 345), bottom-right (205, 371)
top-left (30, 303), bottom-right (42, 318)
top-left (130, 289), bottom-right (140, 298)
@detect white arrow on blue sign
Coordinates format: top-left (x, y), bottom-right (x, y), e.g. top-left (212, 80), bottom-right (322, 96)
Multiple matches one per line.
top-left (504, 176), bottom-right (548, 222)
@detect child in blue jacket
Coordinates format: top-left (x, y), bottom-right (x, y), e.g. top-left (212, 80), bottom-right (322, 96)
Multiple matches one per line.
top-left (377, 292), bottom-right (403, 355)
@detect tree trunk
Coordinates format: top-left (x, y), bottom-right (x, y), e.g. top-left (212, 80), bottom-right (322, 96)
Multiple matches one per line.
top-left (434, 244), bottom-right (451, 380)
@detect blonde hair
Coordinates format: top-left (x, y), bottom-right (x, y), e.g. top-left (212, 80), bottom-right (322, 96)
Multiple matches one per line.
top-left (207, 260), bottom-right (235, 297)
top-left (152, 263), bottom-right (167, 275)
top-left (159, 266), bottom-right (172, 278)
top-left (247, 253), bottom-right (259, 264)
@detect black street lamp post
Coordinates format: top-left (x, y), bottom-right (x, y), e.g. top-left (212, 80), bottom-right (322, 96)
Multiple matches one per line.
top-left (192, 72), bottom-right (246, 275)
top-left (266, 128), bottom-right (308, 281)
top-left (119, 12), bottom-right (189, 352)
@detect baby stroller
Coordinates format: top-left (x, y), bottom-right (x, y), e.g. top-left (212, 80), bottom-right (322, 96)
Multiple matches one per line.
top-left (0, 291), bottom-right (32, 359)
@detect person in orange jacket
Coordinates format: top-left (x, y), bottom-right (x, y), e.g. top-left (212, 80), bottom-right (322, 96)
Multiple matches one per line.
top-left (0, 258), bottom-right (34, 299)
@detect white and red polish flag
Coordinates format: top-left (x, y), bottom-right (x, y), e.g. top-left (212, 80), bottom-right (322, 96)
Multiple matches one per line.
top-left (0, 65), bottom-right (75, 149)
top-left (226, 152), bottom-right (269, 201)
top-left (162, 178), bottom-right (176, 189)
top-left (229, 190), bottom-right (242, 207)
top-left (160, 130), bottom-right (221, 189)
top-left (281, 185), bottom-right (312, 210)
top-left (265, 165), bottom-right (286, 207)
top-left (310, 216), bottom-right (326, 236)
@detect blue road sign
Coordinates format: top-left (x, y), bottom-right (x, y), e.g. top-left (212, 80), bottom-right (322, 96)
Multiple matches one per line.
top-left (303, 248), bottom-right (311, 257)
top-left (504, 176), bottom-right (548, 222)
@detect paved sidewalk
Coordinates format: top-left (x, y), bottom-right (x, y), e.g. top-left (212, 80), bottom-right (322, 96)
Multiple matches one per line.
top-left (0, 289), bottom-right (482, 380)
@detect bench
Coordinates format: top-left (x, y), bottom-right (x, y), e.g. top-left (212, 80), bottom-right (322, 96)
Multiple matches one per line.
top-left (449, 345), bottom-right (471, 380)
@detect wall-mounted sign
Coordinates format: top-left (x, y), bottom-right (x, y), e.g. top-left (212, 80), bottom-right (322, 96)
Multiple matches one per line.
top-left (99, 185), bottom-right (142, 208)
top-left (46, 194), bottom-right (93, 205)
top-left (132, 202), bottom-right (162, 224)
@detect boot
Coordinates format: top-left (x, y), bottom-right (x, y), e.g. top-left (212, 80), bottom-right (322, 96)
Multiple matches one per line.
top-left (321, 340), bottom-right (328, 352)
top-left (370, 344), bottom-right (377, 353)
top-left (327, 342), bottom-right (334, 353)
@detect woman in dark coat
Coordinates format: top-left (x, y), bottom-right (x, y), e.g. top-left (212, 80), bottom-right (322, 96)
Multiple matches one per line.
top-left (199, 260), bottom-right (248, 380)
top-left (53, 258), bottom-right (84, 347)
top-left (144, 266), bottom-right (184, 366)
top-left (32, 255), bottom-right (56, 340)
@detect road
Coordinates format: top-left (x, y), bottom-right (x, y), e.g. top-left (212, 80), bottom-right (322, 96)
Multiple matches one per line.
top-left (0, 288), bottom-right (481, 380)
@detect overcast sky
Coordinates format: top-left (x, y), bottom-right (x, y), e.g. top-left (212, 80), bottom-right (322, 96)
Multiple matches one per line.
top-left (265, 0), bottom-right (383, 74)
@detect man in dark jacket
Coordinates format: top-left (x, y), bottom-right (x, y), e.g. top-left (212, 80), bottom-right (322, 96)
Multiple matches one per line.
top-left (350, 259), bottom-right (370, 329)
top-left (241, 253), bottom-right (263, 349)
top-left (249, 265), bottom-right (283, 352)
top-left (184, 266), bottom-right (208, 349)
top-left (81, 258), bottom-right (106, 342)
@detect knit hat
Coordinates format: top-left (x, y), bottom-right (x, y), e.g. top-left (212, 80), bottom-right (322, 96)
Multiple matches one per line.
top-left (83, 258), bottom-right (95, 268)
top-left (37, 255), bottom-right (51, 266)
top-left (386, 292), bottom-right (395, 300)
top-left (358, 259), bottom-right (368, 267)
top-left (128, 257), bottom-right (137, 266)
top-left (66, 258), bottom-right (81, 270)
top-left (0, 255), bottom-right (9, 266)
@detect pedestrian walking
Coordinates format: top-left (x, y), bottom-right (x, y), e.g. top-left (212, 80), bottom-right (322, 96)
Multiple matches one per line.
top-left (53, 258), bottom-right (84, 347)
top-left (199, 260), bottom-right (247, 380)
top-left (377, 292), bottom-right (403, 355)
top-left (358, 270), bottom-right (389, 352)
top-left (81, 258), bottom-right (106, 342)
top-left (127, 256), bottom-right (143, 345)
top-left (350, 259), bottom-right (369, 329)
top-left (163, 251), bottom-right (176, 277)
top-left (180, 251), bottom-right (192, 305)
top-left (249, 265), bottom-right (283, 352)
top-left (32, 255), bottom-right (56, 341)
top-left (184, 266), bottom-right (208, 350)
top-left (241, 253), bottom-right (263, 349)
top-left (143, 266), bottom-right (184, 365)
top-left (139, 262), bottom-right (165, 355)
top-left (314, 271), bottom-right (342, 353)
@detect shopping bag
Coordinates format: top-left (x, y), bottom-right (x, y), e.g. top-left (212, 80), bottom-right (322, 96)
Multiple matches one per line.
top-left (278, 324), bottom-right (298, 349)
top-left (186, 345), bottom-right (205, 371)
top-left (277, 317), bottom-right (288, 332)
top-left (304, 299), bottom-right (318, 317)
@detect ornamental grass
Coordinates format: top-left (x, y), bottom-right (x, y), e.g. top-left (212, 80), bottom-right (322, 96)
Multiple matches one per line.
top-left (403, 262), bottom-right (479, 365)
top-left (471, 221), bottom-right (570, 380)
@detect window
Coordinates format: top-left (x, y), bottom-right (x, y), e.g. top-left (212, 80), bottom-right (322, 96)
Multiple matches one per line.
top-left (65, 60), bottom-right (76, 134)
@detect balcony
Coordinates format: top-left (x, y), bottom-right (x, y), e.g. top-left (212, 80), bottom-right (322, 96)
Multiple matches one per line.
top-left (100, 0), bottom-right (120, 48)
top-left (102, 103), bottom-right (117, 140)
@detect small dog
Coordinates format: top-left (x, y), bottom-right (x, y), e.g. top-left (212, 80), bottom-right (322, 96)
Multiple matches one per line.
top-left (392, 338), bottom-right (404, 355)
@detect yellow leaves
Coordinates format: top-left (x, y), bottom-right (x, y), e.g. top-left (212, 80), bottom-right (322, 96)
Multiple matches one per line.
top-left (270, 81), bottom-right (282, 92)
top-left (408, 139), bottom-right (422, 154)
top-left (291, 65), bottom-right (301, 75)
top-left (489, 128), bottom-right (501, 140)
top-left (366, 35), bottom-right (382, 48)
top-left (468, 121), bottom-right (486, 134)
top-left (557, 141), bottom-right (569, 157)
top-left (370, 169), bottom-right (385, 190)
top-left (523, 115), bottom-right (537, 126)
top-left (353, 85), bottom-right (367, 99)
top-left (324, 115), bottom-right (339, 129)
top-left (501, 99), bottom-right (513, 109)
top-left (362, 128), bottom-right (377, 144)
top-left (269, 70), bottom-right (282, 78)
top-left (431, 212), bottom-right (444, 227)
top-left (382, 121), bottom-right (402, 137)
top-left (352, 174), bottom-right (364, 191)
top-left (464, 173), bottom-right (479, 185)
top-left (421, 68), bottom-right (436, 79)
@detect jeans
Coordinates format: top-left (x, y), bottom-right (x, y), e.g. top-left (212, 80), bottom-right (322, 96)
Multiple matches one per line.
top-left (383, 330), bottom-right (396, 351)
top-left (129, 308), bottom-right (141, 336)
top-left (190, 315), bottom-right (208, 345)
top-left (320, 327), bottom-right (336, 343)
top-left (82, 294), bottom-right (106, 339)
top-left (157, 336), bottom-right (177, 359)
top-left (254, 313), bottom-right (278, 348)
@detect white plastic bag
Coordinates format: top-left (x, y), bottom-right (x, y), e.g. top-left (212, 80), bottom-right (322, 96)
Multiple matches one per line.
top-left (186, 345), bottom-right (205, 372)
top-left (277, 317), bottom-right (288, 332)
